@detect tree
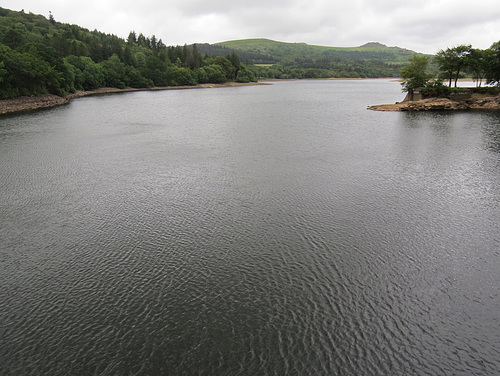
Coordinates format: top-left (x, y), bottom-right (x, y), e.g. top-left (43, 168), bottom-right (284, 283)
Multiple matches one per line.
top-left (236, 65), bottom-right (256, 83)
top-left (467, 48), bottom-right (489, 87)
top-left (48, 11), bottom-right (55, 25)
top-left (167, 66), bottom-right (196, 86)
top-left (434, 48), bottom-right (455, 86)
top-left (212, 56), bottom-right (235, 81)
top-left (182, 44), bottom-right (189, 65)
top-left (150, 35), bottom-right (157, 50)
top-left (0, 44), bottom-right (60, 98)
top-left (99, 54), bottom-right (127, 88)
top-left (64, 55), bottom-right (104, 90)
top-left (400, 55), bottom-right (431, 93)
top-left (139, 54), bottom-right (170, 86)
top-left (127, 31), bottom-right (137, 44)
top-left (197, 64), bottom-right (226, 83)
top-left (0, 61), bottom-right (7, 84)
top-left (122, 45), bottom-right (135, 66)
top-left (434, 45), bottom-right (471, 87)
top-left (187, 44), bottom-right (202, 70)
top-left (3, 24), bottom-right (28, 49)
top-left (137, 33), bottom-right (147, 47)
top-left (485, 41), bottom-right (500, 86)
top-left (228, 52), bottom-right (241, 80)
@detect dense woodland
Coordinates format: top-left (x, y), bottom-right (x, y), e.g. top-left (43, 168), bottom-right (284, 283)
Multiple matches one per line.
top-left (0, 7), bottom-right (256, 99)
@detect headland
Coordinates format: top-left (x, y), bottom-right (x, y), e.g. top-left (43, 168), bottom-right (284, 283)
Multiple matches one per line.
top-left (368, 92), bottom-right (500, 111)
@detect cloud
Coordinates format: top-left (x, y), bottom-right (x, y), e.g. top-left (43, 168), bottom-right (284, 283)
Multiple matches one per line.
top-left (2, 0), bottom-right (499, 54)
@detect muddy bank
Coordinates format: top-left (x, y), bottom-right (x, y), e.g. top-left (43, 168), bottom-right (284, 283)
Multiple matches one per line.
top-left (0, 82), bottom-right (267, 116)
top-left (368, 93), bottom-right (500, 112)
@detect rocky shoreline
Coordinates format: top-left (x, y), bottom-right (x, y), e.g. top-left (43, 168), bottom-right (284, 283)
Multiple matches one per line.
top-left (368, 93), bottom-right (500, 111)
top-left (0, 82), bottom-right (266, 116)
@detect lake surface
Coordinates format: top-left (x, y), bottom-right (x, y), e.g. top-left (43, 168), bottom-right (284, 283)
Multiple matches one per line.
top-left (1, 80), bottom-right (499, 375)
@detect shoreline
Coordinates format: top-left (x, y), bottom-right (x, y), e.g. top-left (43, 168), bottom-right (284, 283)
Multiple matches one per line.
top-left (368, 93), bottom-right (500, 111)
top-left (0, 82), bottom-right (268, 116)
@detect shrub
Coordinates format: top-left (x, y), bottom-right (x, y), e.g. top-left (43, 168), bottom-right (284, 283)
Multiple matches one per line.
top-left (420, 80), bottom-right (450, 97)
top-left (470, 86), bottom-right (500, 95)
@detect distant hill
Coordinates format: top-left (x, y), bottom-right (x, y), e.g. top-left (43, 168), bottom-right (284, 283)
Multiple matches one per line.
top-left (211, 38), bottom-right (424, 79)
top-left (215, 38), bottom-right (421, 65)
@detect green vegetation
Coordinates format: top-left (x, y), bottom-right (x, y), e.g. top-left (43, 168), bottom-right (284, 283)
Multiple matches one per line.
top-left (420, 82), bottom-right (500, 98)
top-left (401, 42), bottom-right (500, 96)
top-left (216, 39), bottom-right (422, 79)
top-left (3, 5), bottom-right (497, 102)
top-left (0, 7), bottom-right (256, 99)
top-left (400, 55), bottom-right (432, 92)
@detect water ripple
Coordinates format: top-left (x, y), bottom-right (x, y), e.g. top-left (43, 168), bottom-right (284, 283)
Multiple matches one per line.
top-left (1, 82), bottom-right (499, 375)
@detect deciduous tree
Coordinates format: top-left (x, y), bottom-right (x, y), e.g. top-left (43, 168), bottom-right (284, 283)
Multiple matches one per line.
top-left (434, 45), bottom-right (471, 87)
top-left (485, 41), bottom-right (500, 86)
top-left (467, 48), bottom-right (489, 87)
top-left (400, 55), bottom-right (431, 93)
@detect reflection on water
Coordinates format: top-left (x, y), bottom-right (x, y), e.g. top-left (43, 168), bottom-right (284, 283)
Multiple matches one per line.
top-left (1, 80), bottom-right (499, 375)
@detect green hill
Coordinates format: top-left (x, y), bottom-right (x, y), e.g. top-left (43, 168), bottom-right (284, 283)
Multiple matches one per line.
top-left (215, 39), bottom-right (424, 79)
top-left (216, 39), bottom-right (419, 63)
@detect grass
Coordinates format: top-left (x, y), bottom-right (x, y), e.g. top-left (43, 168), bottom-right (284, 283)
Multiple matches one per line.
top-left (215, 39), bottom-right (425, 64)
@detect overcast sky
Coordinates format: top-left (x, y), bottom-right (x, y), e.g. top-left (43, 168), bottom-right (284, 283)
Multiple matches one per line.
top-left (3, 0), bottom-right (499, 54)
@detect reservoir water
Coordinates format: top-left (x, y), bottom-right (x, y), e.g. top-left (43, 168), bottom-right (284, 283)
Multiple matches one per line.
top-left (1, 80), bottom-right (499, 375)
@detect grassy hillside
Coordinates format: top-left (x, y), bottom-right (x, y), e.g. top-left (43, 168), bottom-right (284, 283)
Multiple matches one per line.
top-left (213, 39), bottom-right (425, 79)
top-left (215, 39), bottom-right (421, 65)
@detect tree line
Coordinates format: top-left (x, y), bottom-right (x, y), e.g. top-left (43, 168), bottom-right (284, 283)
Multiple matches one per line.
top-left (249, 55), bottom-right (405, 80)
top-left (401, 42), bottom-right (500, 95)
top-left (0, 7), bottom-right (256, 99)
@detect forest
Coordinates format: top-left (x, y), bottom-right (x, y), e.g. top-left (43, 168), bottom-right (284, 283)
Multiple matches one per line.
top-left (0, 7), bottom-right (256, 99)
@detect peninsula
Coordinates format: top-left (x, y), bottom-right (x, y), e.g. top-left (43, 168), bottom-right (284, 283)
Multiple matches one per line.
top-left (368, 92), bottom-right (500, 111)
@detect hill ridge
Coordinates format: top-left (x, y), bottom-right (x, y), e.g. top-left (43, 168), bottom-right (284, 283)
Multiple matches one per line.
top-left (215, 38), bottom-right (420, 54)
top-left (211, 38), bottom-right (423, 79)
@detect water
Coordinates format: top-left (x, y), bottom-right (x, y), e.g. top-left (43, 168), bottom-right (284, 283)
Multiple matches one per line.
top-left (1, 80), bottom-right (499, 375)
